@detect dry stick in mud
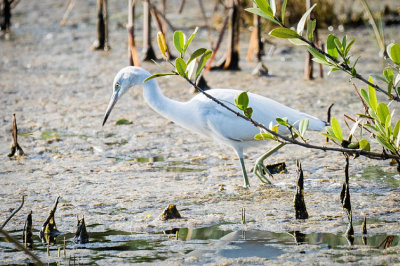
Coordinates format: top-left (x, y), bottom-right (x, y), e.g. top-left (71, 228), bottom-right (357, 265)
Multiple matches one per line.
top-left (92, 0), bottom-right (110, 51)
top-left (39, 196), bottom-right (60, 244)
top-left (74, 216), bottom-right (89, 244)
top-left (340, 155), bottom-right (354, 243)
top-left (148, 2), bottom-right (176, 32)
top-left (205, 12), bottom-right (229, 73)
top-left (60, 0), bottom-right (75, 26)
top-left (1, 195), bottom-right (24, 229)
top-left (8, 114), bottom-right (24, 157)
top-left (219, 0), bottom-right (240, 70)
top-left (23, 211), bottom-right (33, 248)
top-left (247, 2), bottom-right (264, 62)
top-left (0, 228), bottom-right (44, 266)
top-left (128, 0), bottom-right (140, 66)
top-left (142, 0), bottom-right (157, 61)
top-left (294, 161), bottom-right (309, 219)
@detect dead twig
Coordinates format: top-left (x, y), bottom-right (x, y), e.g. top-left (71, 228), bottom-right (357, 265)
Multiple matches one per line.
top-left (1, 195), bottom-right (24, 229)
top-left (205, 11), bottom-right (230, 73)
top-left (60, 0), bottom-right (76, 26)
top-left (8, 114), bottom-right (24, 157)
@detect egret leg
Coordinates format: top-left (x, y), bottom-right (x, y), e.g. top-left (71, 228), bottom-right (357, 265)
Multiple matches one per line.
top-left (239, 157), bottom-right (250, 188)
top-left (253, 142), bottom-right (286, 184)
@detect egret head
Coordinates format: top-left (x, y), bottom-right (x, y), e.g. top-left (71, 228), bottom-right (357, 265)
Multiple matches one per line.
top-left (102, 66), bottom-right (146, 126)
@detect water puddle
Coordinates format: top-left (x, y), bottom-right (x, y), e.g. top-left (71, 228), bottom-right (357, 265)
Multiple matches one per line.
top-left (17, 130), bottom-right (89, 141)
top-left (108, 155), bottom-right (206, 173)
top-left (1, 224), bottom-right (398, 264)
top-left (357, 166), bottom-right (400, 188)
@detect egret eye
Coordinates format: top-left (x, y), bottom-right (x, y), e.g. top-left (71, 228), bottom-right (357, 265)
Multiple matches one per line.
top-left (115, 83), bottom-right (121, 91)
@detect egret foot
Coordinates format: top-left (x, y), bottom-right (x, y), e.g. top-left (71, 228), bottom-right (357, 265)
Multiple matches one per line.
top-left (253, 142), bottom-right (286, 184)
top-left (253, 158), bottom-right (273, 184)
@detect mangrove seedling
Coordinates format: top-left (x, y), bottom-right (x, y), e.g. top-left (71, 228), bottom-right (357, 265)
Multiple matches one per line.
top-left (39, 196), bottom-right (61, 245)
top-left (73, 216), bottom-right (89, 244)
top-left (160, 204), bottom-right (181, 220)
top-left (294, 161), bottom-right (309, 219)
top-left (8, 114), bottom-right (24, 158)
top-left (23, 211), bottom-right (33, 248)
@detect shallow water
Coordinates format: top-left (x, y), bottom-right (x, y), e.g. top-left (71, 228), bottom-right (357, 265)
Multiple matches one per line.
top-left (1, 224), bottom-right (399, 265)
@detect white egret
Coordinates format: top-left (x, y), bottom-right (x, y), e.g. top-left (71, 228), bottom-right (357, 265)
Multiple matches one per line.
top-left (103, 66), bottom-right (326, 187)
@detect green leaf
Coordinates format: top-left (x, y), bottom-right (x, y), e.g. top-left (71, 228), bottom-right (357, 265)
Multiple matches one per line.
top-left (342, 35), bottom-right (347, 50)
top-left (245, 8), bottom-right (280, 24)
top-left (255, 132), bottom-right (275, 140)
top-left (187, 59), bottom-right (196, 80)
top-left (345, 38), bottom-right (356, 56)
top-left (115, 118), bottom-right (133, 125)
top-left (307, 46), bottom-right (326, 62)
top-left (195, 50), bottom-right (212, 80)
top-left (297, 3), bottom-right (316, 35)
top-left (307, 19), bottom-right (316, 42)
top-left (331, 117), bottom-right (343, 141)
top-left (244, 107), bottom-right (253, 119)
top-left (235, 91), bottom-right (249, 110)
top-left (393, 120), bottom-right (400, 140)
top-left (326, 34), bottom-right (339, 59)
top-left (377, 102), bottom-right (390, 125)
top-left (383, 69), bottom-right (394, 83)
top-left (360, 88), bottom-right (370, 106)
top-left (359, 139), bottom-right (370, 151)
top-left (347, 142), bottom-right (359, 149)
top-left (299, 119), bottom-right (309, 137)
top-left (281, 0), bottom-right (287, 24)
top-left (254, 0), bottom-right (274, 17)
top-left (183, 27), bottom-right (198, 53)
top-left (144, 73), bottom-right (176, 82)
top-left (312, 58), bottom-right (331, 66)
top-left (276, 117), bottom-right (288, 126)
top-left (288, 38), bottom-right (308, 46)
top-left (173, 31), bottom-right (185, 55)
top-left (334, 37), bottom-right (343, 53)
top-left (175, 57), bottom-right (187, 77)
top-left (368, 77), bottom-right (377, 112)
top-left (268, 0), bottom-right (276, 16)
top-left (323, 127), bottom-right (341, 142)
top-left (187, 48), bottom-right (206, 64)
top-left (387, 43), bottom-right (400, 65)
top-left (371, 74), bottom-right (386, 83)
top-left (269, 27), bottom-right (300, 39)
top-left (376, 134), bottom-right (395, 152)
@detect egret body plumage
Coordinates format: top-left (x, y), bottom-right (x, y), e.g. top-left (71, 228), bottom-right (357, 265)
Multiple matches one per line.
top-left (103, 66), bottom-right (326, 187)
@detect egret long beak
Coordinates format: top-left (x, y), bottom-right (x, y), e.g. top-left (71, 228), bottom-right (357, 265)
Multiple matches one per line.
top-left (102, 92), bottom-right (118, 126)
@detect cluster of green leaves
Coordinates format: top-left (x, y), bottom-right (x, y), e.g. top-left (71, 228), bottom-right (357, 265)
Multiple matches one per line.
top-left (234, 90), bottom-right (309, 142)
top-left (313, 34), bottom-right (358, 76)
top-left (254, 117), bottom-right (309, 142)
top-left (234, 91), bottom-right (253, 119)
top-left (145, 28), bottom-right (212, 84)
top-left (247, 0), bottom-right (400, 159)
top-left (373, 43), bottom-right (400, 98)
top-left (324, 77), bottom-right (400, 155)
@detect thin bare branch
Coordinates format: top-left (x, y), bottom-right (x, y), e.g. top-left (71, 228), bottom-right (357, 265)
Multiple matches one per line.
top-left (1, 195), bottom-right (24, 230)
